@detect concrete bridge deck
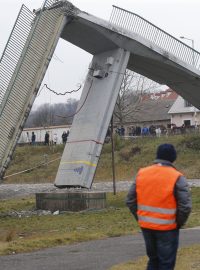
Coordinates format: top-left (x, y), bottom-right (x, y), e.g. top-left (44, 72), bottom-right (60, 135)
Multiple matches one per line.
top-left (61, 3), bottom-right (200, 108)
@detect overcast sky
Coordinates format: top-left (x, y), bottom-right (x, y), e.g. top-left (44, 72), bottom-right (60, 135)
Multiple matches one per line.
top-left (0, 0), bottom-right (199, 108)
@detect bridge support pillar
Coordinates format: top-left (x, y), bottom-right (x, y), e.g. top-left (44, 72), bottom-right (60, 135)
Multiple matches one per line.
top-left (36, 191), bottom-right (106, 212)
top-left (55, 48), bottom-right (130, 188)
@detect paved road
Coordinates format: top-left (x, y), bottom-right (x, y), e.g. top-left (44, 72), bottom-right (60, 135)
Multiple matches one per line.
top-left (1, 228), bottom-right (200, 270)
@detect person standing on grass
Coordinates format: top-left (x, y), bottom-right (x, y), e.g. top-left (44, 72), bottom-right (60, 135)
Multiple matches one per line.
top-left (44, 131), bottom-right (49, 145)
top-left (53, 133), bottom-right (58, 145)
top-left (126, 143), bottom-right (192, 270)
top-left (31, 131), bottom-right (36, 145)
top-left (62, 131), bottom-right (68, 144)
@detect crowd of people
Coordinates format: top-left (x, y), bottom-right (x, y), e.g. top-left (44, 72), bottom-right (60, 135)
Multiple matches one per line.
top-left (29, 130), bottom-right (69, 145)
top-left (129, 125), bottom-right (167, 137)
top-left (29, 123), bottom-right (197, 146)
top-left (114, 125), bottom-right (167, 137)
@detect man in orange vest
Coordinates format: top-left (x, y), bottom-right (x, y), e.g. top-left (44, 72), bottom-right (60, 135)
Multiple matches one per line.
top-left (126, 143), bottom-right (192, 270)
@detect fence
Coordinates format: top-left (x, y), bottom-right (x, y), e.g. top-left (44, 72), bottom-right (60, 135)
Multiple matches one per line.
top-left (110, 6), bottom-right (200, 69)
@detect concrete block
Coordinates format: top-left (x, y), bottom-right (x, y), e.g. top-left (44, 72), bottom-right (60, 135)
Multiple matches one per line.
top-left (36, 191), bottom-right (106, 212)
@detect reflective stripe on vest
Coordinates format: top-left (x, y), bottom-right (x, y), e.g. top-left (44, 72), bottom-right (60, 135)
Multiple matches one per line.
top-left (138, 215), bottom-right (176, 225)
top-left (138, 204), bottom-right (176, 215)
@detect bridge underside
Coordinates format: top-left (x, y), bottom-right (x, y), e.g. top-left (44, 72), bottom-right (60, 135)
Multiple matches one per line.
top-left (55, 6), bottom-right (200, 188)
top-left (61, 12), bottom-right (200, 109)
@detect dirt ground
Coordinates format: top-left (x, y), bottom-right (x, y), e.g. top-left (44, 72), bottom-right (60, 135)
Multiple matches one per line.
top-left (0, 179), bottom-right (199, 199)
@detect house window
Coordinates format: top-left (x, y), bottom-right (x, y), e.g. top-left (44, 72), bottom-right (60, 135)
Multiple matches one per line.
top-left (184, 100), bottom-right (192, 107)
top-left (184, 120), bottom-right (191, 127)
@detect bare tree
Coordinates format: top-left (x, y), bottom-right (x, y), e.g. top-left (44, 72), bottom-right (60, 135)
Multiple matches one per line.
top-left (30, 104), bottom-right (52, 127)
top-left (25, 98), bottom-right (78, 127)
top-left (114, 69), bottom-right (160, 125)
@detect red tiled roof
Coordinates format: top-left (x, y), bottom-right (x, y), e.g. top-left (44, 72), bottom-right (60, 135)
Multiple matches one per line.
top-left (142, 88), bottom-right (178, 101)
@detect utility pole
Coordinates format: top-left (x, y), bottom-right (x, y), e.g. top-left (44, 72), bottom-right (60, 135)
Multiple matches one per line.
top-left (111, 116), bottom-right (116, 195)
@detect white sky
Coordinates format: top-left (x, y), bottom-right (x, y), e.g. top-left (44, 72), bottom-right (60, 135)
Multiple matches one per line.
top-left (0, 0), bottom-right (200, 109)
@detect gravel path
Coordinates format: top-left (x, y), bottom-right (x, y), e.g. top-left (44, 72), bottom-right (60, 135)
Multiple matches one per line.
top-left (0, 179), bottom-right (199, 199)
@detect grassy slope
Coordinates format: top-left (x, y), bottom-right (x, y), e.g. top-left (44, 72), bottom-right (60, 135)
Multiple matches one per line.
top-left (4, 134), bottom-right (200, 183)
top-left (0, 188), bottom-right (199, 255)
top-left (0, 192), bottom-right (137, 255)
top-left (96, 134), bottom-right (200, 181)
top-left (1, 134), bottom-right (200, 255)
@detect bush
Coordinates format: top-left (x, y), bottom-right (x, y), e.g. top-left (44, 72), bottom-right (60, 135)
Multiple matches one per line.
top-left (5, 230), bottom-right (16, 242)
top-left (114, 135), bottom-right (125, 151)
top-left (102, 135), bottom-right (125, 154)
top-left (179, 135), bottom-right (200, 150)
top-left (119, 146), bottom-right (141, 161)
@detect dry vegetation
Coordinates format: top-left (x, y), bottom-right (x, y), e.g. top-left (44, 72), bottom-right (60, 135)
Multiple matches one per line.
top-left (0, 188), bottom-right (199, 255)
top-left (0, 192), bottom-right (138, 255)
top-left (4, 133), bottom-right (200, 183)
top-left (1, 134), bottom-right (200, 257)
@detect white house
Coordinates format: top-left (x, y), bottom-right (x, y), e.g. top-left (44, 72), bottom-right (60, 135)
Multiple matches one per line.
top-left (168, 96), bottom-right (200, 127)
top-left (18, 125), bottom-right (71, 144)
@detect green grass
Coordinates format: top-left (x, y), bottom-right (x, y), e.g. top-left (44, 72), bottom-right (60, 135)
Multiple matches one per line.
top-left (5, 144), bottom-right (62, 183)
top-left (0, 197), bottom-right (35, 213)
top-left (109, 245), bottom-right (200, 270)
top-left (0, 192), bottom-right (138, 255)
top-left (1, 134), bottom-right (200, 256)
top-left (0, 188), bottom-right (199, 255)
top-left (4, 134), bottom-right (200, 183)
top-left (96, 134), bottom-right (200, 181)
top-left (187, 187), bottom-right (200, 227)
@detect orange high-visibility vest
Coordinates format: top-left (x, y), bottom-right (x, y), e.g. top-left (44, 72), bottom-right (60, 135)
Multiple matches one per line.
top-left (136, 164), bottom-right (182, 231)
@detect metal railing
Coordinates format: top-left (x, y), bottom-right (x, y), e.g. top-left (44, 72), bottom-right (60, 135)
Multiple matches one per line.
top-left (0, 0), bottom-right (64, 178)
top-left (0, 5), bottom-right (35, 106)
top-left (110, 5), bottom-right (200, 69)
top-left (0, 0), bottom-right (59, 106)
top-left (43, 0), bottom-right (59, 9)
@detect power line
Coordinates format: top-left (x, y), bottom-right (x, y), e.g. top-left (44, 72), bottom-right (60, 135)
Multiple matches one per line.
top-left (2, 157), bottom-right (61, 180)
top-left (55, 79), bottom-right (94, 119)
top-left (44, 83), bottom-right (82, 95)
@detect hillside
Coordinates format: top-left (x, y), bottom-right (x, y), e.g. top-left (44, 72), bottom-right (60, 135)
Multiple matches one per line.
top-left (3, 134), bottom-right (200, 184)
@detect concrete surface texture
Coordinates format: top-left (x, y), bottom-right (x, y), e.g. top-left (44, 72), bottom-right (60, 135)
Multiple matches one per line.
top-left (61, 3), bottom-right (200, 109)
top-left (36, 191), bottom-right (106, 212)
top-left (0, 228), bottom-right (200, 270)
top-left (58, 1), bottom-right (200, 188)
top-left (55, 48), bottom-right (130, 188)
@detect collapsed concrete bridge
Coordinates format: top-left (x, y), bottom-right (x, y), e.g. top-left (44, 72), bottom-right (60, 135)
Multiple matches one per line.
top-left (0, 0), bottom-right (200, 188)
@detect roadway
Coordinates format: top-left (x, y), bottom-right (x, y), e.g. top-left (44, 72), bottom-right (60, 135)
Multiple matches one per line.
top-left (0, 228), bottom-right (200, 270)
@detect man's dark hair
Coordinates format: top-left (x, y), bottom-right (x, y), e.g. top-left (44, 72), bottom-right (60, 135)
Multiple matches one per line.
top-left (156, 143), bottom-right (177, 163)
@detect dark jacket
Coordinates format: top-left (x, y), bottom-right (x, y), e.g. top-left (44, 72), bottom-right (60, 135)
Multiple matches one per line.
top-left (126, 159), bottom-right (192, 228)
